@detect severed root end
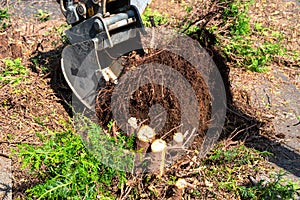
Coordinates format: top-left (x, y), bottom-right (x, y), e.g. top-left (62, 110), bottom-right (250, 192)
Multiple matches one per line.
top-left (136, 125), bottom-right (156, 154)
top-left (135, 125), bottom-right (156, 171)
top-left (175, 178), bottom-right (188, 190)
top-left (151, 139), bottom-right (167, 177)
top-left (137, 125), bottom-right (156, 143)
top-left (173, 132), bottom-right (184, 146)
top-left (172, 178), bottom-right (188, 200)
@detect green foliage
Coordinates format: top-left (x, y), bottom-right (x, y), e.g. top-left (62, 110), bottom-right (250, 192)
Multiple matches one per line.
top-left (166, 175), bottom-right (177, 185)
top-left (222, 35), bottom-right (285, 72)
top-left (205, 144), bottom-right (266, 166)
top-left (76, 116), bottom-right (135, 172)
top-left (0, 58), bottom-right (28, 85)
top-left (254, 23), bottom-right (264, 32)
top-left (0, 8), bottom-right (10, 31)
top-left (141, 8), bottom-right (169, 27)
top-left (52, 23), bottom-right (70, 44)
top-left (214, 0), bottom-right (287, 72)
top-left (36, 9), bottom-right (50, 22)
top-left (223, 1), bottom-right (251, 35)
top-left (13, 119), bottom-right (134, 199)
top-left (202, 143), bottom-right (299, 199)
top-left (230, 12), bottom-right (250, 35)
top-left (238, 172), bottom-right (300, 199)
top-left (224, 2), bottom-right (239, 18)
top-left (203, 143), bottom-right (270, 196)
top-left (182, 23), bottom-right (201, 35)
top-left (185, 6), bottom-right (193, 13)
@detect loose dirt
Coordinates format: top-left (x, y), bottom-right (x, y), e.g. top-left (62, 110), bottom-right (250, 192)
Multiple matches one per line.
top-left (0, 13), bottom-right (71, 198)
top-left (96, 50), bottom-right (211, 144)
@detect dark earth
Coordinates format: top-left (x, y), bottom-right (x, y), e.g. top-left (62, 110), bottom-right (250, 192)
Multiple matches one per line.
top-left (96, 50), bottom-right (211, 144)
top-left (0, 0), bottom-right (299, 199)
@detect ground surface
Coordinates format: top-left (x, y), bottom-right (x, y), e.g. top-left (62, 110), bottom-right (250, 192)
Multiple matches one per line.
top-left (229, 0), bottom-right (300, 180)
top-left (150, 0), bottom-right (300, 177)
top-left (0, 2), bottom-right (70, 198)
top-left (0, 0), bottom-right (299, 199)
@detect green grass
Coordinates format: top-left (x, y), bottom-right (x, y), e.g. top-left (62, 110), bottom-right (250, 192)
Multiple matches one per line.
top-left (0, 58), bottom-right (29, 85)
top-left (222, 35), bottom-right (285, 72)
top-left (141, 8), bottom-right (169, 27)
top-left (201, 143), bottom-right (299, 199)
top-left (238, 172), bottom-right (300, 199)
top-left (36, 9), bottom-right (50, 22)
top-left (52, 23), bottom-right (70, 44)
top-left (217, 0), bottom-right (284, 72)
top-left (15, 131), bottom-right (116, 199)
top-left (0, 8), bottom-right (10, 31)
top-left (14, 128), bottom-right (300, 199)
top-left (13, 116), bottom-right (136, 199)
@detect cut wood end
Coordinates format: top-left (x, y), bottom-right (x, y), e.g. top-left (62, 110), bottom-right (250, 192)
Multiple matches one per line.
top-left (175, 178), bottom-right (187, 190)
top-left (151, 139), bottom-right (167, 152)
top-left (128, 117), bottom-right (138, 129)
top-left (173, 132), bottom-right (184, 144)
top-left (137, 125), bottom-right (156, 142)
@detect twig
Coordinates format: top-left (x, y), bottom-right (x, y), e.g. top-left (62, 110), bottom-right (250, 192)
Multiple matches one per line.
top-left (227, 107), bottom-right (254, 121)
top-left (141, 49), bottom-right (165, 61)
top-left (120, 186), bottom-right (132, 200)
top-left (160, 124), bottom-right (182, 139)
top-left (183, 128), bottom-right (197, 148)
top-left (228, 123), bottom-right (257, 141)
top-left (180, 1), bottom-right (218, 34)
top-left (0, 153), bottom-right (9, 159)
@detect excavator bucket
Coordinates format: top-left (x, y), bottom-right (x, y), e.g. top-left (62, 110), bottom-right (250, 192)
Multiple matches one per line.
top-left (60, 0), bottom-right (151, 110)
top-left (62, 29), bottom-right (143, 110)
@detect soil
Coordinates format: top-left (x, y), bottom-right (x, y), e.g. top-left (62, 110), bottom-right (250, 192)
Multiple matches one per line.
top-left (0, 0), bottom-right (299, 199)
top-left (0, 14), bottom-right (71, 198)
top-left (96, 50), bottom-right (211, 144)
top-left (230, 0), bottom-right (300, 139)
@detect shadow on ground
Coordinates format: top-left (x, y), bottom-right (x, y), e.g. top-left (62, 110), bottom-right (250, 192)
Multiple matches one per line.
top-left (30, 46), bottom-right (73, 117)
top-left (190, 28), bottom-right (300, 179)
top-left (0, 182), bottom-right (12, 200)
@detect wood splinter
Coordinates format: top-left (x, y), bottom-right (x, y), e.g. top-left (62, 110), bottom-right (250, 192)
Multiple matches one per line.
top-left (172, 178), bottom-right (196, 200)
top-left (173, 178), bottom-right (187, 200)
top-left (150, 139), bottom-right (167, 177)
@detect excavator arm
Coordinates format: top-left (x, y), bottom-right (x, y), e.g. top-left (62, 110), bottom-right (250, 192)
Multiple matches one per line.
top-left (59, 0), bottom-right (151, 109)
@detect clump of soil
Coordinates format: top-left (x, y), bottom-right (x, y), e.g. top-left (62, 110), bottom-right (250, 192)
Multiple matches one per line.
top-left (96, 49), bottom-right (211, 145)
